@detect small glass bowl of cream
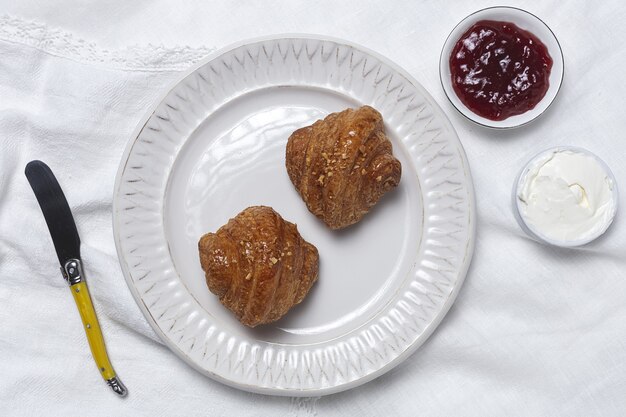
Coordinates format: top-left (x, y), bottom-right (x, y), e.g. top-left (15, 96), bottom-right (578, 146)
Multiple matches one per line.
top-left (513, 147), bottom-right (618, 247)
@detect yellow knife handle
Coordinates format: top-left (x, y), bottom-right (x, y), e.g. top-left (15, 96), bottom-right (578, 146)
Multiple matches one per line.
top-left (63, 259), bottom-right (127, 397)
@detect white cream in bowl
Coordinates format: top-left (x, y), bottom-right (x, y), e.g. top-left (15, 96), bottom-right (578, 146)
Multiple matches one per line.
top-left (515, 147), bottom-right (618, 246)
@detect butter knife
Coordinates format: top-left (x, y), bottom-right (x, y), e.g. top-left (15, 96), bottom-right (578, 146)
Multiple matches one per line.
top-left (25, 160), bottom-right (127, 397)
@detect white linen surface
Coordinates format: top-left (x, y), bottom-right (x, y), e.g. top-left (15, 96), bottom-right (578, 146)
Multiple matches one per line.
top-left (1, 1), bottom-right (625, 416)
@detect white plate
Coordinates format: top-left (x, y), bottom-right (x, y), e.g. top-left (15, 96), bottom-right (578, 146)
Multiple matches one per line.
top-left (113, 35), bottom-right (476, 396)
top-left (440, 6), bottom-right (564, 129)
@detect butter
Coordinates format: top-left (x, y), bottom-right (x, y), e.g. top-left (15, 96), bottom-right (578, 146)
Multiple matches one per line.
top-left (517, 149), bottom-right (616, 243)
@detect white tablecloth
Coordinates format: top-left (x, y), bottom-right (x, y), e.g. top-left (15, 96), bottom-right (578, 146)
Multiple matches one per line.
top-left (1, 1), bottom-right (625, 416)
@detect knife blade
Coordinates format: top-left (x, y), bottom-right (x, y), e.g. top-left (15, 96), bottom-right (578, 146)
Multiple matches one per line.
top-left (25, 160), bottom-right (128, 397)
top-left (25, 160), bottom-right (81, 265)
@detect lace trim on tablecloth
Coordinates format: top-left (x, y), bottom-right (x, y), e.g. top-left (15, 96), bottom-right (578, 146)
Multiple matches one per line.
top-left (0, 14), bottom-right (214, 71)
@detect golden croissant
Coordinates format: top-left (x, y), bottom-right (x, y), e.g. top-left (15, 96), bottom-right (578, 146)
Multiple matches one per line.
top-left (286, 105), bottom-right (402, 230)
top-left (198, 206), bottom-right (319, 327)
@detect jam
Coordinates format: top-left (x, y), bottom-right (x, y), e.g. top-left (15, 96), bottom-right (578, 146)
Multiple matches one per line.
top-left (449, 20), bottom-right (553, 121)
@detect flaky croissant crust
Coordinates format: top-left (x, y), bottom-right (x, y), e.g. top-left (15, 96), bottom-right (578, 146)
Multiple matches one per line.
top-left (286, 106), bottom-right (401, 230)
top-left (198, 206), bottom-right (319, 327)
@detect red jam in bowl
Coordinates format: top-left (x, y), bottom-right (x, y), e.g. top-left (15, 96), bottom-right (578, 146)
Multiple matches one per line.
top-left (449, 20), bottom-right (553, 121)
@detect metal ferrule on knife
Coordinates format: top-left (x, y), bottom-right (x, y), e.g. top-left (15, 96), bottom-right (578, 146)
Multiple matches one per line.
top-left (62, 258), bottom-right (84, 285)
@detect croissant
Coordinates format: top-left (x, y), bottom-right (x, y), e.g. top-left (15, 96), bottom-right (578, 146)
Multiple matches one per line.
top-left (286, 105), bottom-right (402, 230)
top-left (198, 206), bottom-right (319, 327)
